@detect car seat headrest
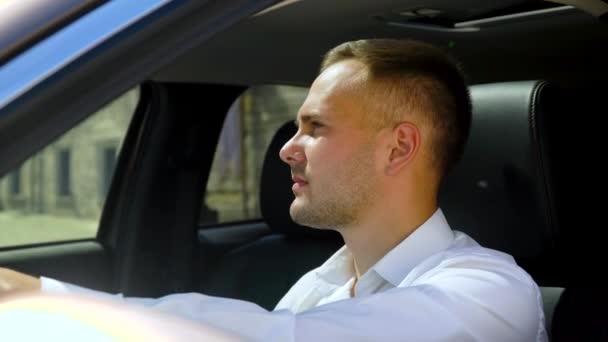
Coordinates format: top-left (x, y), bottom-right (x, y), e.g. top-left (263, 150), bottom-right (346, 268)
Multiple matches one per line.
top-left (439, 80), bottom-right (558, 279)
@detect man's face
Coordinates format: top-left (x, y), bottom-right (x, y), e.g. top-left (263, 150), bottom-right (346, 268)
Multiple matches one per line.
top-left (279, 60), bottom-right (380, 229)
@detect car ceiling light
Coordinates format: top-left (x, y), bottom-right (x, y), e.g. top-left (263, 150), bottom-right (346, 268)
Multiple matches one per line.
top-left (252, 0), bottom-right (303, 17)
top-left (455, 5), bottom-right (578, 28)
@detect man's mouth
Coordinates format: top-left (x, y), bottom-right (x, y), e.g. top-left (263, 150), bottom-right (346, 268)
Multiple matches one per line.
top-left (292, 176), bottom-right (309, 192)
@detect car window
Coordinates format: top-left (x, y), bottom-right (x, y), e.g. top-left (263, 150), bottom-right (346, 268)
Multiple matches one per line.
top-left (201, 85), bottom-right (308, 225)
top-left (0, 87), bottom-right (139, 248)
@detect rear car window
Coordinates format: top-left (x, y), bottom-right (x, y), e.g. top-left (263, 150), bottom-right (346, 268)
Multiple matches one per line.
top-left (201, 85), bottom-right (308, 225)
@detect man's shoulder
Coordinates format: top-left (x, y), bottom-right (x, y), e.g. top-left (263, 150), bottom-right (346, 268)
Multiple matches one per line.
top-left (401, 232), bottom-right (546, 341)
top-left (404, 229), bottom-right (543, 319)
top-left (409, 230), bottom-right (534, 285)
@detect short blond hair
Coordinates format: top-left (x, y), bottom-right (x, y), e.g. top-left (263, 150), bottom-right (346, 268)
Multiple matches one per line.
top-left (321, 39), bottom-right (471, 178)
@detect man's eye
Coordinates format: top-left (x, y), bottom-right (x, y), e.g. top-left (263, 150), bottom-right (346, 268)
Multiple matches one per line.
top-left (311, 122), bottom-right (323, 129)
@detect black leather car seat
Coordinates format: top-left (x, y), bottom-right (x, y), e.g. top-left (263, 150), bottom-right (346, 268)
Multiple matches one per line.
top-left (440, 80), bottom-right (606, 340)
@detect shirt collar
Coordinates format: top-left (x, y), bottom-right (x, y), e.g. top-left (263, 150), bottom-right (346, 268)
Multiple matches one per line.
top-left (372, 208), bottom-right (454, 286)
top-left (314, 245), bottom-right (353, 285)
top-left (315, 208), bottom-right (454, 287)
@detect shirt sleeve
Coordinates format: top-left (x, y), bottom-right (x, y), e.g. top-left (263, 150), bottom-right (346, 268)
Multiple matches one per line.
top-left (40, 277), bottom-right (159, 306)
top-left (41, 258), bottom-right (546, 342)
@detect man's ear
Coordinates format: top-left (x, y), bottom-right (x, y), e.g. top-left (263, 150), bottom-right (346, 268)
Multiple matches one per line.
top-left (384, 122), bottom-right (420, 176)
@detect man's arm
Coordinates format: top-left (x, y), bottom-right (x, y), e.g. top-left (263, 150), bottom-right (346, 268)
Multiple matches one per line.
top-left (0, 268), bottom-right (158, 306)
top-left (121, 276), bottom-right (543, 342)
top-left (148, 255), bottom-right (543, 341)
top-left (39, 265), bottom-right (544, 341)
top-left (1, 263), bottom-right (546, 342)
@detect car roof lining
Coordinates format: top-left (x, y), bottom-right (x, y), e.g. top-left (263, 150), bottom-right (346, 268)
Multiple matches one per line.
top-left (151, 0), bottom-right (608, 87)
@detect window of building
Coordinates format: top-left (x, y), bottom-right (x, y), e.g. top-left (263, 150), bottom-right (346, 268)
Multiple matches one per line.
top-left (101, 146), bottom-right (117, 197)
top-left (201, 85), bottom-right (308, 225)
top-left (9, 169), bottom-right (21, 195)
top-left (57, 149), bottom-right (72, 197)
top-left (0, 87), bottom-right (139, 248)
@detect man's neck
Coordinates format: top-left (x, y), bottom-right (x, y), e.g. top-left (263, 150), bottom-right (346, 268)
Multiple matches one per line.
top-left (339, 202), bottom-right (438, 277)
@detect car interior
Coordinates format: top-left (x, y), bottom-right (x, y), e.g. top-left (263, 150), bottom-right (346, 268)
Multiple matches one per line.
top-left (0, 0), bottom-right (607, 340)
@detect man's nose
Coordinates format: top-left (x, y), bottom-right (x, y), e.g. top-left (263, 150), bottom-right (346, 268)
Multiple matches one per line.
top-left (279, 136), bottom-right (305, 166)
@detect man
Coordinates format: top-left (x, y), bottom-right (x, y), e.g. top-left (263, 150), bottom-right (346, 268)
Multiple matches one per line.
top-left (0, 39), bottom-right (546, 341)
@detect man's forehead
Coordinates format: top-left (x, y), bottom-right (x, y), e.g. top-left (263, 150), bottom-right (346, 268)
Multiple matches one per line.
top-left (295, 60), bottom-right (367, 122)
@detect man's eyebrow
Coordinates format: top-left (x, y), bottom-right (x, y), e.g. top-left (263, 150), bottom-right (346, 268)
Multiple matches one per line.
top-left (294, 113), bottom-right (322, 127)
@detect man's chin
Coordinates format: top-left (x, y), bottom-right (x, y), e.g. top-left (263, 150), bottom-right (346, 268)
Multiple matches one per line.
top-left (289, 204), bottom-right (331, 230)
top-left (289, 197), bottom-right (306, 212)
top-left (288, 202), bottom-right (305, 224)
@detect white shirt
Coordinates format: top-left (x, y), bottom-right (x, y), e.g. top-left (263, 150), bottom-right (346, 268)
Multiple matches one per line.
top-left (41, 209), bottom-right (547, 341)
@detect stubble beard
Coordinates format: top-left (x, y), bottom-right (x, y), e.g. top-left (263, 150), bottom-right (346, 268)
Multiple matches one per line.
top-left (289, 145), bottom-right (378, 230)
